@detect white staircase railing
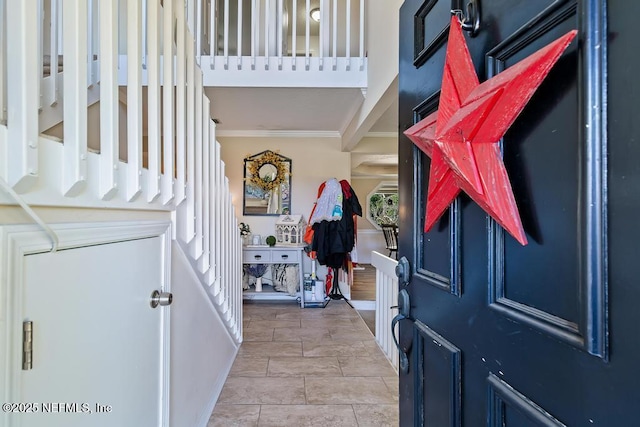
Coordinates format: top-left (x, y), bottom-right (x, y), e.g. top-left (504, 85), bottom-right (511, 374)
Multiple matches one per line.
top-left (372, 250), bottom-right (399, 371)
top-left (186, 0), bottom-right (367, 87)
top-left (0, 0), bottom-right (243, 343)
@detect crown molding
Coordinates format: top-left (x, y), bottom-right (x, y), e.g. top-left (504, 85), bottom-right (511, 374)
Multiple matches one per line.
top-left (215, 130), bottom-right (342, 139)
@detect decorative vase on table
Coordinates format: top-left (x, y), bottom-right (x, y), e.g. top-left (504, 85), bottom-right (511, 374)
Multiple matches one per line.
top-left (244, 264), bottom-right (268, 293)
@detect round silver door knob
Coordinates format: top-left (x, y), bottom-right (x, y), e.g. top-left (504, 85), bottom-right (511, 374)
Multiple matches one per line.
top-left (150, 290), bottom-right (173, 308)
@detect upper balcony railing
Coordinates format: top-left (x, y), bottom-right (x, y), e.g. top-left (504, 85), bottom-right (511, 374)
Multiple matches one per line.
top-left (186, 0), bottom-right (367, 87)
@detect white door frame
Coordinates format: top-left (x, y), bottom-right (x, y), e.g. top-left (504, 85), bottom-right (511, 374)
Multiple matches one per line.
top-left (0, 220), bottom-right (172, 427)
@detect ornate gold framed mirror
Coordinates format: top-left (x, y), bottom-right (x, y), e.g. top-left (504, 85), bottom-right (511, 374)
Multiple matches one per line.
top-left (243, 150), bottom-right (292, 215)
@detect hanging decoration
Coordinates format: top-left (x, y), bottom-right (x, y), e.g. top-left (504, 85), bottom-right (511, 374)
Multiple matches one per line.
top-left (245, 150), bottom-right (290, 192)
top-left (404, 16), bottom-right (577, 245)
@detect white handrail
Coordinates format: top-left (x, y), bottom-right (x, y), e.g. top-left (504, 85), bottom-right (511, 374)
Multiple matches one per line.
top-left (192, 0), bottom-right (366, 76)
top-left (98, 0), bottom-right (118, 201)
top-left (49, 0), bottom-right (60, 106)
top-left (359, 0), bottom-right (364, 70)
top-left (126, 0), bottom-right (143, 202)
top-left (6, 0), bottom-right (39, 193)
top-left (162, 0), bottom-right (176, 205)
top-left (292, 0), bottom-right (297, 69)
top-left (264, 0), bottom-right (269, 69)
top-left (87, 0), bottom-right (95, 85)
top-left (175, 0), bottom-right (187, 204)
top-left (199, 96), bottom-right (211, 274)
top-left (210, 0), bottom-right (216, 68)
top-left (62, 0), bottom-right (88, 197)
top-left (37, 0), bottom-right (43, 110)
top-left (192, 66), bottom-right (204, 260)
top-left (305, 0), bottom-right (310, 70)
top-left (224, 0), bottom-right (229, 68)
top-left (237, 0), bottom-right (243, 65)
top-left (185, 31), bottom-right (196, 244)
top-left (0, 0), bottom-right (6, 123)
top-left (318, 0), bottom-right (323, 69)
top-left (332, 0), bottom-right (337, 70)
top-left (147, 0), bottom-right (162, 202)
top-left (372, 251), bottom-right (399, 372)
top-left (346, 0), bottom-right (351, 70)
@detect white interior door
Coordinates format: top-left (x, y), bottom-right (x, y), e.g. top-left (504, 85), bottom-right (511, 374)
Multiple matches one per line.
top-left (14, 236), bottom-right (166, 427)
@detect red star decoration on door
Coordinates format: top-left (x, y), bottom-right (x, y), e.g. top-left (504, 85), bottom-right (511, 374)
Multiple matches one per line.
top-left (405, 17), bottom-right (576, 245)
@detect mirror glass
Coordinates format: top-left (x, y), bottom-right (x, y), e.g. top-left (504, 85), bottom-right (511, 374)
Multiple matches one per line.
top-left (258, 164), bottom-right (278, 181)
top-left (243, 150), bottom-right (292, 215)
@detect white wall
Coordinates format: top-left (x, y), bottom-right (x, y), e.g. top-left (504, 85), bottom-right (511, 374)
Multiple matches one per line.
top-left (359, 0), bottom-right (402, 118)
top-left (219, 135), bottom-right (351, 294)
top-left (356, 229), bottom-right (387, 264)
top-left (341, 0), bottom-right (402, 149)
top-left (351, 177), bottom-right (387, 263)
top-left (218, 135), bottom-right (351, 239)
top-left (170, 242), bottom-right (238, 427)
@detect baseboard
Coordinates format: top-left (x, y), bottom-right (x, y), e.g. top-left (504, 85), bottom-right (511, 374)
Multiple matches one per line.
top-left (196, 355), bottom-right (236, 427)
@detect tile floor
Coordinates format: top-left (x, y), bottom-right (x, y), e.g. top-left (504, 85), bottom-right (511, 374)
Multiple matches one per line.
top-left (209, 300), bottom-right (399, 426)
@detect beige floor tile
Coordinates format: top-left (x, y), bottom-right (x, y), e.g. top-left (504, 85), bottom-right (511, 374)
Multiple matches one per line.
top-left (303, 340), bottom-right (380, 357)
top-left (337, 356), bottom-right (397, 377)
top-left (275, 309), bottom-right (326, 320)
top-left (329, 329), bottom-right (375, 341)
top-left (243, 328), bottom-right (275, 342)
top-left (238, 341), bottom-right (303, 357)
top-left (305, 377), bottom-right (397, 405)
top-left (353, 404), bottom-right (399, 427)
top-left (321, 311), bottom-right (362, 319)
top-left (272, 327), bottom-right (331, 342)
top-left (243, 311), bottom-right (279, 321)
top-left (214, 302), bottom-right (400, 424)
top-left (382, 377), bottom-right (399, 402)
top-left (320, 301), bottom-right (354, 313)
top-left (258, 404), bottom-right (358, 427)
top-left (327, 322), bottom-right (373, 333)
top-left (267, 356), bottom-right (341, 377)
top-left (246, 319), bottom-right (301, 329)
top-left (208, 404), bottom-right (260, 427)
top-left (301, 317), bottom-right (362, 329)
top-left (229, 357), bottom-right (269, 377)
top-left (218, 377), bottom-right (306, 405)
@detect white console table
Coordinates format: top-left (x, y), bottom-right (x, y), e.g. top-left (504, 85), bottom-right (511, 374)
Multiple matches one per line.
top-left (242, 245), bottom-right (307, 308)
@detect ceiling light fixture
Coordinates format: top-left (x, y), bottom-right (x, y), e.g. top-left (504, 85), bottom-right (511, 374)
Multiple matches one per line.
top-left (310, 8), bottom-right (321, 22)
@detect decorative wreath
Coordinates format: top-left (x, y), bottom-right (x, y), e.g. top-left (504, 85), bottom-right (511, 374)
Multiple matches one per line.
top-left (245, 150), bottom-right (289, 192)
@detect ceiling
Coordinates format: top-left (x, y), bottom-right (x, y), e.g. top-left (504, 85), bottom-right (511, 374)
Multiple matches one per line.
top-left (370, 98), bottom-right (398, 134)
top-left (206, 86), bottom-right (399, 177)
top-left (206, 87), bottom-right (366, 133)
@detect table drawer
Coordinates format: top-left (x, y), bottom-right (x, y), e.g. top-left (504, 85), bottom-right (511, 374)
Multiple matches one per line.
top-left (243, 249), bottom-right (271, 262)
top-left (271, 249), bottom-right (300, 263)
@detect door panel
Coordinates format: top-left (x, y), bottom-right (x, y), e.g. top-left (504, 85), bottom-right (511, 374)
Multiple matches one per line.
top-left (399, 0), bottom-right (615, 425)
top-left (18, 237), bottom-right (165, 427)
top-left (414, 321), bottom-right (461, 427)
top-left (413, 95), bottom-right (463, 296)
top-left (488, 374), bottom-right (564, 427)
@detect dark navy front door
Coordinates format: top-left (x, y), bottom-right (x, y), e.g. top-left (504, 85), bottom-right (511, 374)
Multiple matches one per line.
top-left (398, 1), bottom-right (637, 425)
